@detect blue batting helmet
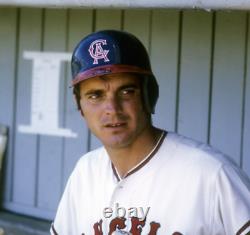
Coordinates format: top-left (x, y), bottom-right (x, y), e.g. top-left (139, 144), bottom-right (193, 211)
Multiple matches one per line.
top-left (71, 30), bottom-right (158, 113)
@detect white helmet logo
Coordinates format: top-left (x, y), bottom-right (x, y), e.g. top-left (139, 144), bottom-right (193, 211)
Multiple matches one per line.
top-left (88, 39), bottom-right (110, 64)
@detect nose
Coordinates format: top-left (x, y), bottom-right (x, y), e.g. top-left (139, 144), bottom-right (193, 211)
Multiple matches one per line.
top-left (104, 95), bottom-right (122, 115)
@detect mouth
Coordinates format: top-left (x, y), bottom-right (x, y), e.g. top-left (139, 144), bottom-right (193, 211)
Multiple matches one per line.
top-left (105, 122), bottom-right (126, 128)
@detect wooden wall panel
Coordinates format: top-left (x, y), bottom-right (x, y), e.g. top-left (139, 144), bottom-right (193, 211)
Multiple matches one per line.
top-left (0, 8), bottom-right (17, 202)
top-left (95, 10), bottom-right (122, 30)
top-left (37, 9), bottom-right (67, 212)
top-left (151, 10), bottom-right (180, 131)
top-left (12, 8), bottom-right (43, 206)
top-left (63, 9), bottom-right (93, 189)
top-left (210, 12), bottom-right (247, 165)
top-left (123, 10), bottom-right (151, 48)
top-left (0, 8), bottom-right (249, 220)
top-left (178, 11), bottom-right (213, 142)
top-left (242, 14), bottom-right (250, 178)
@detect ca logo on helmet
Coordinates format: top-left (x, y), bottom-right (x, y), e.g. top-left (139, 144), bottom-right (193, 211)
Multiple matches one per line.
top-left (88, 39), bottom-right (110, 64)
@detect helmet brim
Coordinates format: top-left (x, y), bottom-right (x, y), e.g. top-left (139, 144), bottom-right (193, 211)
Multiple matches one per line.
top-left (71, 64), bottom-right (153, 87)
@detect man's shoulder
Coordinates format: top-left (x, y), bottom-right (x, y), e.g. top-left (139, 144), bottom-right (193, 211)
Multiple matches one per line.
top-left (76, 146), bottom-right (108, 167)
top-left (67, 146), bottom-right (111, 184)
top-left (164, 132), bottom-right (234, 170)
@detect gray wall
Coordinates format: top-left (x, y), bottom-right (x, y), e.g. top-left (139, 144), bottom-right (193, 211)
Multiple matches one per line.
top-left (0, 8), bottom-right (249, 220)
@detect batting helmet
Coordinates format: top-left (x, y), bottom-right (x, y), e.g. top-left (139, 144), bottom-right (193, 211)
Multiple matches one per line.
top-left (71, 30), bottom-right (158, 113)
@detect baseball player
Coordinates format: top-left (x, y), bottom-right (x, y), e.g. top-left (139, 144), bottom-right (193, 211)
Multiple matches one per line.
top-left (51, 30), bottom-right (250, 235)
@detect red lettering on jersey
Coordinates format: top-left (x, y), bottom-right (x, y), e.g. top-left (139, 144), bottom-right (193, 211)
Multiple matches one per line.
top-left (93, 219), bottom-right (103, 235)
top-left (130, 217), bottom-right (146, 235)
top-left (108, 217), bottom-right (126, 235)
top-left (92, 218), bottom-right (183, 234)
top-left (148, 222), bottom-right (161, 235)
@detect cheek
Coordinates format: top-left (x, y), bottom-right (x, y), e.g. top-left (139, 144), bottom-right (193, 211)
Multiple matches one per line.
top-left (80, 102), bottom-right (100, 125)
top-left (124, 98), bottom-right (144, 114)
top-left (123, 100), bottom-right (147, 125)
top-left (80, 99), bottom-right (99, 115)
top-left (82, 109), bottom-right (100, 134)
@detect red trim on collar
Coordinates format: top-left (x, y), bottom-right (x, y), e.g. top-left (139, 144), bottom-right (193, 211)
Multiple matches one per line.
top-left (236, 220), bottom-right (250, 235)
top-left (51, 223), bottom-right (59, 235)
top-left (111, 131), bottom-right (167, 181)
top-left (112, 161), bottom-right (121, 182)
top-left (125, 131), bottom-right (167, 178)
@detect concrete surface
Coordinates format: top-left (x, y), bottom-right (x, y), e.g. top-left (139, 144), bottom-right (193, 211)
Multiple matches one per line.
top-left (0, 211), bottom-right (50, 235)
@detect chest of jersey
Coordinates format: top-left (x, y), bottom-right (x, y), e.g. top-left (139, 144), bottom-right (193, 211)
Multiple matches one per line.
top-left (53, 133), bottom-right (250, 235)
top-left (75, 158), bottom-right (213, 235)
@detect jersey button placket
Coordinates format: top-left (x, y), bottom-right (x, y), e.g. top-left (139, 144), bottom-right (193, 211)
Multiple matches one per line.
top-left (109, 179), bottom-right (125, 207)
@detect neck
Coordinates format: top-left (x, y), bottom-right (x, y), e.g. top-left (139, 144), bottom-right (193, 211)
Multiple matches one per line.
top-left (105, 126), bottom-right (163, 178)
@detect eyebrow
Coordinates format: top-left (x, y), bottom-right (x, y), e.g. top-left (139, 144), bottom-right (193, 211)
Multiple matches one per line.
top-left (83, 89), bottom-right (103, 96)
top-left (83, 83), bottom-right (140, 96)
top-left (118, 83), bottom-right (140, 91)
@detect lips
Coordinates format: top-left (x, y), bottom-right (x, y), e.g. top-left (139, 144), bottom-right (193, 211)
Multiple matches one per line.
top-left (105, 122), bottom-right (126, 128)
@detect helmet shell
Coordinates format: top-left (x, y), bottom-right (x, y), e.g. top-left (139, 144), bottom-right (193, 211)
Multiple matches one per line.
top-left (71, 30), bottom-right (158, 113)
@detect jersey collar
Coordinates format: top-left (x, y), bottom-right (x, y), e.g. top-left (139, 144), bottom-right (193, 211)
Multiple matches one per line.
top-left (111, 130), bottom-right (167, 182)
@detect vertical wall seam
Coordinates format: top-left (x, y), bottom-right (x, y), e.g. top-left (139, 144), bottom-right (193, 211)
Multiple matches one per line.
top-left (41, 9), bottom-right (45, 51)
top-left (92, 9), bottom-right (96, 32)
top-left (10, 7), bottom-right (21, 202)
top-left (63, 9), bottom-right (70, 133)
top-left (207, 11), bottom-right (216, 145)
top-left (148, 10), bottom-right (153, 56)
top-left (35, 131), bottom-right (40, 207)
top-left (175, 11), bottom-right (183, 133)
top-left (60, 8), bottom-right (70, 194)
top-left (34, 8), bottom-right (45, 208)
top-left (121, 9), bottom-right (125, 30)
top-left (240, 12), bottom-right (249, 168)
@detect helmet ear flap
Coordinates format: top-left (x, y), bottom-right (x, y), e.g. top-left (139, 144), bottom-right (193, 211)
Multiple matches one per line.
top-left (142, 75), bottom-right (159, 114)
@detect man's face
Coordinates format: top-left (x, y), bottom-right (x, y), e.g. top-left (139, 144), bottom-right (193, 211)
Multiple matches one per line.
top-left (79, 73), bottom-right (151, 149)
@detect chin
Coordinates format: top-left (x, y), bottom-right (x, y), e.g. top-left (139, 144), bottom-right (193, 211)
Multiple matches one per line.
top-left (101, 135), bottom-right (133, 149)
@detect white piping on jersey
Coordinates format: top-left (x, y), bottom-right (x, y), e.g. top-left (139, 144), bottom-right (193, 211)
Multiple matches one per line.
top-left (112, 130), bottom-right (167, 181)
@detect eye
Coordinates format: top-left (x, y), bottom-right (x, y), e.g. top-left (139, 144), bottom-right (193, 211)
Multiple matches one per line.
top-left (88, 93), bottom-right (99, 99)
top-left (120, 87), bottom-right (137, 96)
top-left (86, 91), bottom-right (104, 102)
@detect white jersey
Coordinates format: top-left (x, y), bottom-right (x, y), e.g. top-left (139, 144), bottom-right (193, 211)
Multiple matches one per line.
top-left (51, 131), bottom-right (250, 235)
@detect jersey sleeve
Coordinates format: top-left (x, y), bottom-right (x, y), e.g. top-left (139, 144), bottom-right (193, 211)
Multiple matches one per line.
top-left (212, 163), bottom-right (250, 235)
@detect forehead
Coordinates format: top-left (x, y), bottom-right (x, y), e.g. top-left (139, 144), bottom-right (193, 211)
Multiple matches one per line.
top-left (79, 73), bottom-right (141, 90)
